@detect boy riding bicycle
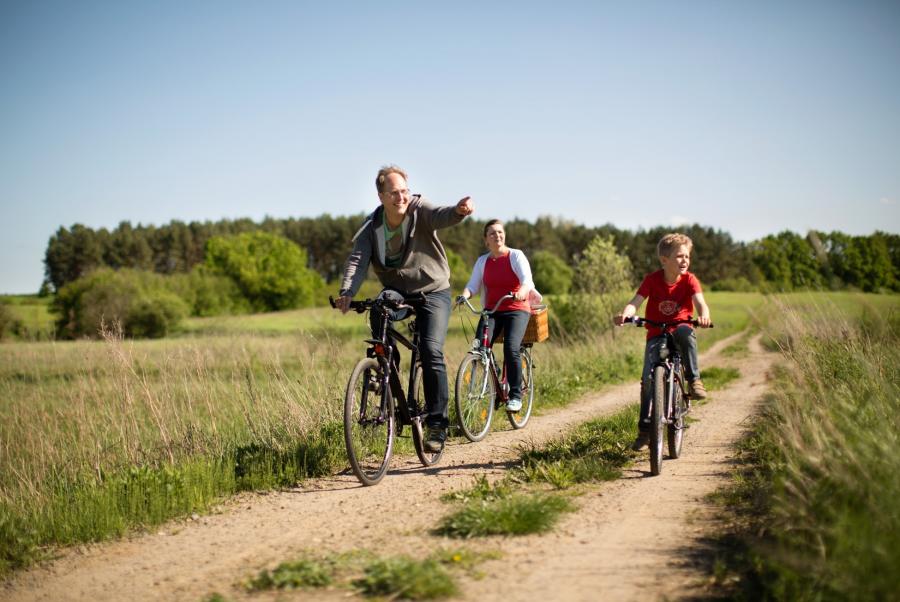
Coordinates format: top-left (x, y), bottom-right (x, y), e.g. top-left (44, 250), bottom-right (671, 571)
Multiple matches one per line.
top-left (614, 233), bottom-right (712, 451)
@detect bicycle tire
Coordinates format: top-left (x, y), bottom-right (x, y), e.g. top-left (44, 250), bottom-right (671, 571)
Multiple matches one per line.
top-left (454, 351), bottom-right (495, 442)
top-left (411, 363), bottom-right (443, 465)
top-left (507, 347), bottom-right (534, 429)
top-left (649, 365), bottom-right (666, 476)
top-left (667, 375), bottom-right (686, 459)
top-left (344, 358), bottom-right (394, 486)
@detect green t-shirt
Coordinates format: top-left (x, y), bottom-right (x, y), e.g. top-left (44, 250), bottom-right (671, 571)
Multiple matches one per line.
top-left (384, 217), bottom-right (408, 268)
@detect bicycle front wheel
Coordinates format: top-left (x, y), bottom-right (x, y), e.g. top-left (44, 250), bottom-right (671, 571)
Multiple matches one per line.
top-left (667, 374), bottom-right (686, 459)
top-left (411, 364), bottom-right (443, 465)
top-left (649, 365), bottom-right (666, 476)
top-left (455, 351), bottom-right (495, 442)
top-left (344, 358), bottom-right (394, 486)
top-left (507, 347), bottom-right (534, 429)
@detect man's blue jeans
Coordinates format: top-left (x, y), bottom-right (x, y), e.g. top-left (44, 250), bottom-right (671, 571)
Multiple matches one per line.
top-left (638, 325), bottom-right (700, 430)
top-left (370, 288), bottom-right (452, 429)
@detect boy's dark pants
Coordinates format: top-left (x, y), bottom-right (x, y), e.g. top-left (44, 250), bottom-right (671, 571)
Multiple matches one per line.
top-left (369, 288), bottom-right (452, 430)
top-left (638, 325), bottom-right (700, 430)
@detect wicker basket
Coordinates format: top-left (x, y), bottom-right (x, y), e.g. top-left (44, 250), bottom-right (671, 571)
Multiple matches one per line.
top-left (495, 306), bottom-right (549, 344)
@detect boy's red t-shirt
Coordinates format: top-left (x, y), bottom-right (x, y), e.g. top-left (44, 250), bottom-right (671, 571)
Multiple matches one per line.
top-left (636, 270), bottom-right (702, 339)
top-left (483, 253), bottom-right (530, 312)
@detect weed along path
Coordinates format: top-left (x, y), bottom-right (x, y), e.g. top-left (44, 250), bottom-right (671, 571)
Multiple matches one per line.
top-left (4, 331), bottom-right (773, 602)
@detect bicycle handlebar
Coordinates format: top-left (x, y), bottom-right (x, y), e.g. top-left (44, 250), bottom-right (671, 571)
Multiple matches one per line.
top-left (623, 316), bottom-right (714, 329)
top-left (455, 293), bottom-right (516, 315)
top-left (329, 293), bottom-right (427, 314)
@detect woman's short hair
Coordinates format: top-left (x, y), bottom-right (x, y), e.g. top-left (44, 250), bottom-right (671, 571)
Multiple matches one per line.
top-left (657, 233), bottom-right (693, 258)
top-left (483, 219), bottom-right (504, 238)
top-left (375, 165), bottom-right (408, 194)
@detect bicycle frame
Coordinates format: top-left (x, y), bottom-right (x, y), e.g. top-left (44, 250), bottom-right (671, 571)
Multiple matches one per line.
top-left (650, 332), bottom-right (689, 428)
top-left (360, 298), bottom-right (426, 429)
top-left (458, 294), bottom-right (516, 406)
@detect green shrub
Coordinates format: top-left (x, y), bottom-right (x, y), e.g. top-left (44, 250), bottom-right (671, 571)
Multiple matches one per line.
top-left (168, 267), bottom-right (251, 316)
top-left (445, 248), bottom-right (471, 294)
top-left (0, 304), bottom-right (22, 341)
top-left (550, 236), bottom-right (634, 337)
top-left (52, 268), bottom-right (188, 339)
top-left (205, 232), bottom-right (324, 311)
top-left (532, 250), bottom-right (574, 294)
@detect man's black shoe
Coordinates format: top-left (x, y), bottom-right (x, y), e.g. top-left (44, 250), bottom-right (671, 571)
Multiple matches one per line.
top-left (424, 427), bottom-right (446, 453)
top-left (631, 431), bottom-right (650, 451)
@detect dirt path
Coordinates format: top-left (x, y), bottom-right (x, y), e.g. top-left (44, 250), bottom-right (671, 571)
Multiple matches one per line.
top-left (4, 331), bottom-right (773, 602)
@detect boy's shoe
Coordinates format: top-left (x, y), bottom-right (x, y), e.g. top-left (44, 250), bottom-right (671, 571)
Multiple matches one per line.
top-left (689, 379), bottom-right (708, 399)
top-left (424, 427), bottom-right (446, 453)
top-left (630, 431), bottom-right (650, 451)
top-left (506, 398), bottom-right (523, 412)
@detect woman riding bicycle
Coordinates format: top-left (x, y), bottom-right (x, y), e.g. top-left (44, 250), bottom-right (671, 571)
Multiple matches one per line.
top-left (336, 165), bottom-right (474, 453)
top-left (457, 219), bottom-right (541, 412)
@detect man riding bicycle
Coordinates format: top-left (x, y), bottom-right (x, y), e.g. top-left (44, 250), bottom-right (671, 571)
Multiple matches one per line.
top-left (336, 165), bottom-right (474, 453)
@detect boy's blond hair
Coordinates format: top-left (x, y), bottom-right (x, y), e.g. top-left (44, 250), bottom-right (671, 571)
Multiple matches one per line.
top-left (657, 233), bottom-right (693, 258)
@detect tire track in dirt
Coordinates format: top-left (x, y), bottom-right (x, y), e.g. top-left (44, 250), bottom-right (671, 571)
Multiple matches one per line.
top-left (3, 331), bottom-right (769, 602)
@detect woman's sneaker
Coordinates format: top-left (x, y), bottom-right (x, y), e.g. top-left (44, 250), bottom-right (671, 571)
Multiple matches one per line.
top-left (506, 398), bottom-right (522, 412)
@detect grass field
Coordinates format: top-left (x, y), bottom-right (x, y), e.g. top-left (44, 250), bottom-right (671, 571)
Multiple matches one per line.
top-left (708, 294), bottom-right (900, 601)
top-left (0, 291), bottom-right (894, 575)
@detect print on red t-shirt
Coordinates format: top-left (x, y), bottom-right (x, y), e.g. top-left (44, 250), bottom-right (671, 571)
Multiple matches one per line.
top-left (636, 270), bottom-right (702, 339)
top-left (483, 253), bottom-right (529, 312)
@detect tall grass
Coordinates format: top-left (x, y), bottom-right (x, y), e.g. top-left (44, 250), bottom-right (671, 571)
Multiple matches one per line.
top-left (711, 297), bottom-right (900, 600)
top-left (0, 291), bottom-right (757, 574)
top-left (0, 329), bottom-right (353, 572)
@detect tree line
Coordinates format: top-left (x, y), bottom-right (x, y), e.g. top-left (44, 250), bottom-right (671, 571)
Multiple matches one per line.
top-left (44, 216), bottom-right (900, 295)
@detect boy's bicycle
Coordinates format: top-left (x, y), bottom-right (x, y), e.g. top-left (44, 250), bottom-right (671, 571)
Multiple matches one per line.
top-left (454, 294), bottom-right (535, 441)
top-left (330, 294), bottom-right (442, 486)
top-left (623, 316), bottom-right (713, 476)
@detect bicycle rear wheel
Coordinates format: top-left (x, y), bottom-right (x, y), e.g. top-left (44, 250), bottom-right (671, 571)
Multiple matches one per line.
top-left (344, 358), bottom-right (394, 486)
top-left (411, 364), bottom-right (443, 465)
top-left (454, 351), bottom-right (495, 442)
top-left (649, 365), bottom-right (666, 476)
top-left (667, 375), bottom-right (686, 459)
top-left (507, 348), bottom-right (534, 429)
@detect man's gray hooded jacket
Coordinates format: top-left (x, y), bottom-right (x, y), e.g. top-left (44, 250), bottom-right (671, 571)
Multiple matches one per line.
top-left (339, 195), bottom-right (465, 297)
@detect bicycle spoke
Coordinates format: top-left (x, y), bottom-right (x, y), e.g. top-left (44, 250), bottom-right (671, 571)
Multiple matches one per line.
top-left (507, 348), bottom-right (534, 429)
top-left (455, 352), bottom-right (494, 442)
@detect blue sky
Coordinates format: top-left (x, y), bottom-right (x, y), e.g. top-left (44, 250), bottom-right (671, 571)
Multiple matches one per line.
top-left (2, 1), bottom-right (898, 293)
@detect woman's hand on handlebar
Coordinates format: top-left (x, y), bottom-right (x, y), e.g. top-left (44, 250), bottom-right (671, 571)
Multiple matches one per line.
top-left (695, 315), bottom-right (712, 328)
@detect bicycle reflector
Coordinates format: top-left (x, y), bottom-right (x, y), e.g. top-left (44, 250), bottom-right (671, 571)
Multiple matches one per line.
top-left (373, 342), bottom-right (386, 356)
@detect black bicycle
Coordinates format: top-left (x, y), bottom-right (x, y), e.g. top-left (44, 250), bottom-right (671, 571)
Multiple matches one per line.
top-left (330, 294), bottom-right (442, 486)
top-left (454, 294), bottom-right (535, 441)
top-left (623, 316), bottom-right (712, 476)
